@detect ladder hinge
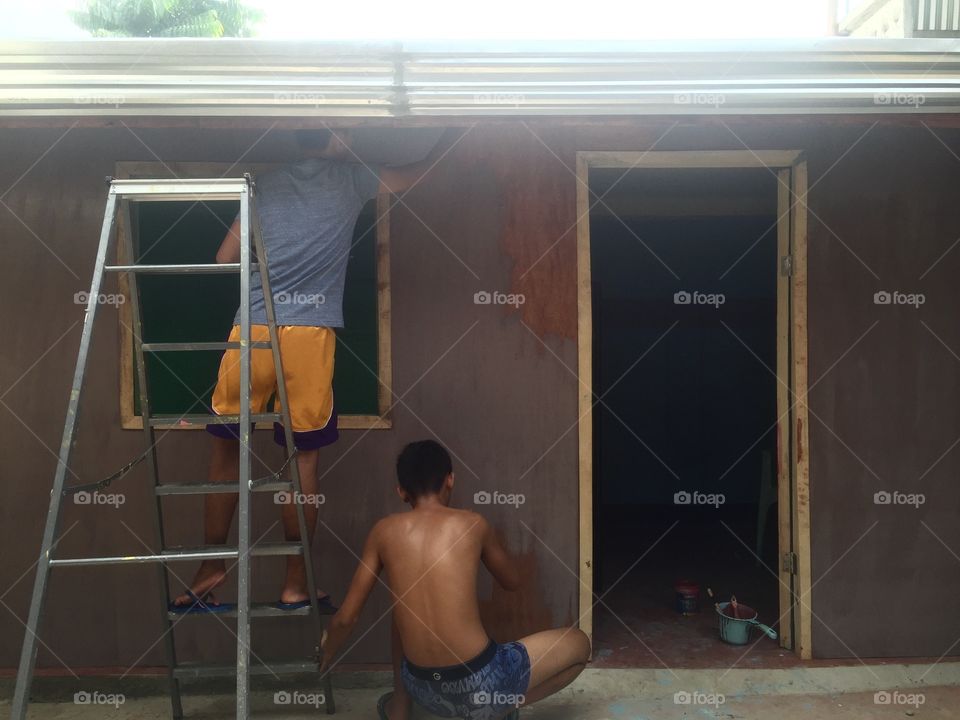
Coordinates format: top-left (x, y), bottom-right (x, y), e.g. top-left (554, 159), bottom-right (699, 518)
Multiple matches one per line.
top-left (780, 255), bottom-right (793, 277)
top-left (782, 551), bottom-right (798, 574)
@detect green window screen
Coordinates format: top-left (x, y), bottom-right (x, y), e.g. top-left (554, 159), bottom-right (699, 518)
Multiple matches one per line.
top-left (130, 199), bottom-right (380, 419)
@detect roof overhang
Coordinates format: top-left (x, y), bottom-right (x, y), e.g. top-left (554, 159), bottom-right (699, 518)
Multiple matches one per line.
top-left (2, 38), bottom-right (960, 118)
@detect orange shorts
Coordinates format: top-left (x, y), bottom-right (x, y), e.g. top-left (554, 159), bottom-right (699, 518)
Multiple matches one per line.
top-left (207, 325), bottom-right (338, 449)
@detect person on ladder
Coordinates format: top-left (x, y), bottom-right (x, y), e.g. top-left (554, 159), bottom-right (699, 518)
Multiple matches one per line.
top-left (171, 127), bottom-right (464, 613)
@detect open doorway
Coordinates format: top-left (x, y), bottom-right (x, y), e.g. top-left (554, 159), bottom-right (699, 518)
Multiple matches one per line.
top-left (575, 151), bottom-right (811, 666)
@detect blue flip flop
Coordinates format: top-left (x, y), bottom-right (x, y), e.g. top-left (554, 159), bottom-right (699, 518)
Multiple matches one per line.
top-left (377, 692), bottom-right (393, 720)
top-left (275, 594), bottom-right (338, 614)
top-left (169, 590), bottom-right (235, 614)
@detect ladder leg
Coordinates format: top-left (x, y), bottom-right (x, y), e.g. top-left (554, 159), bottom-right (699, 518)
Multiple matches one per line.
top-left (236, 187), bottom-right (254, 720)
top-left (251, 191), bottom-right (334, 714)
top-left (120, 199), bottom-right (184, 719)
top-left (11, 194), bottom-right (119, 720)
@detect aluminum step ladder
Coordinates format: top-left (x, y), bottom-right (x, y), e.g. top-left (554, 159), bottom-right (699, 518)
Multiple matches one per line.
top-left (10, 176), bottom-right (335, 719)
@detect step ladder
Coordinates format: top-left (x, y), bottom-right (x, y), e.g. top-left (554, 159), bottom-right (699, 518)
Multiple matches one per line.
top-left (11, 176), bottom-right (335, 719)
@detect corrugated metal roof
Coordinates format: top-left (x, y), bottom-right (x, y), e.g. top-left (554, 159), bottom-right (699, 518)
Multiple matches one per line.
top-left (1, 38), bottom-right (959, 117)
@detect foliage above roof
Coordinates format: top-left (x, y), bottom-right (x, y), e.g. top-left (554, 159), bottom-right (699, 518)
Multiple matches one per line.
top-left (70, 0), bottom-right (263, 38)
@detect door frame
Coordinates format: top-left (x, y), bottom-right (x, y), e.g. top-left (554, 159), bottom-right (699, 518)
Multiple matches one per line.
top-left (575, 150), bottom-right (812, 659)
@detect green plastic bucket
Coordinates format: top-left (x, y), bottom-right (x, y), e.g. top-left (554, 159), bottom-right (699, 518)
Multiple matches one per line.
top-left (716, 602), bottom-right (777, 645)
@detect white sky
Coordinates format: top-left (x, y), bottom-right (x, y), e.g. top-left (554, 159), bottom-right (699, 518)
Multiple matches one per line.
top-left (0, 0), bottom-right (833, 40)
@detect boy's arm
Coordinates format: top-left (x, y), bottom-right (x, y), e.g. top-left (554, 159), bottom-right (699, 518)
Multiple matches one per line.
top-left (479, 517), bottom-right (521, 591)
top-left (215, 216), bottom-right (241, 263)
top-left (378, 127), bottom-right (468, 195)
top-left (320, 522), bottom-right (384, 671)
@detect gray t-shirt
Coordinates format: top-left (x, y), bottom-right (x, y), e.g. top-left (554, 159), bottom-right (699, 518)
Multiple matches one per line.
top-left (237, 157), bottom-right (380, 328)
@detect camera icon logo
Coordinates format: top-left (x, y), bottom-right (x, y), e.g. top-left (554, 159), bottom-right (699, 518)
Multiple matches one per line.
top-left (472, 691), bottom-right (491, 705)
top-left (874, 491), bottom-right (892, 505)
top-left (474, 291), bottom-right (492, 305)
top-left (674, 291), bottom-right (692, 305)
top-left (273, 491), bottom-right (293, 505)
top-left (74, 691), bottom-right (92, 705)
top-left (474, 491), bottom-right (492, 505)
top-left (674, 491), bottom-right (692, 505)
top-left (274, 691), bottom-right (292, 705)
top-left (74, 491), bottom-right (92, 505)
top-left (874, 291), bottom-right (892, 305)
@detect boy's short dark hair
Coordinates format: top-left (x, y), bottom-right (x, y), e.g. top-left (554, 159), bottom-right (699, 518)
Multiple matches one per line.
top-left (294, 129), bottom-right (334, 151)
top-left (396, 440), bottom-right (452, 499)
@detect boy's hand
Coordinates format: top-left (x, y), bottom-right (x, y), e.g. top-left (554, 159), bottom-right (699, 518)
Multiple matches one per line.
top-left (318, 630), bottom-right (330, 674)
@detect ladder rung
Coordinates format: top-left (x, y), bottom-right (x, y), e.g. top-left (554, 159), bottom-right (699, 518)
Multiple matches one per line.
top-left (148, 413), bottom-right (281, 426)
top-left (104, 263), bottom-right (259, 274)
top-left (172, 659), bottom-right (318, 680)
top-left (49, 542), bottom-right (303, 567)
top-left (155, 480), bottom-right (291, 496)
top-left (142, 341), bottom-right (271, 352)
top-left (110, 178), bottom-right (249, 200)
top-left (167, 602), bottom-right (310, 620)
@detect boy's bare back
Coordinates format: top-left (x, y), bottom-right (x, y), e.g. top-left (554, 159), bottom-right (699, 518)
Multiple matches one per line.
top-left (370, 504), bottom-right (518, 666)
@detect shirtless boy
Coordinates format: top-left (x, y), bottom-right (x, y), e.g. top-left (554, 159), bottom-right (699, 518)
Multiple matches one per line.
top-left (320, 440), bottom-right (590, 720)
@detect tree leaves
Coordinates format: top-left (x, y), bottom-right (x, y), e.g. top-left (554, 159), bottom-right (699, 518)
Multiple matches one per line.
top-left (70, 0), bottom-right (263, 37)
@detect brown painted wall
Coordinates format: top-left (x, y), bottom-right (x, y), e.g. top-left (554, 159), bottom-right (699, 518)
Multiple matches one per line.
top-left (1, 118), bottom-right (959, 669)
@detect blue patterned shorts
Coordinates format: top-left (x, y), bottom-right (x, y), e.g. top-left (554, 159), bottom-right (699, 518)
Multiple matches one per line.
top-left (401, 640), bottom-right (531, 720)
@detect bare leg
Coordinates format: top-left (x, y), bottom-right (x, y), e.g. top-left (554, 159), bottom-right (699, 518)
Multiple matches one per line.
top-left (279, 448), bottom-right (329, 603)
top-left (172, 436), bottom-right (239, 606)
top-left (383, 615), bottom-right (412, 720)
top-left (516, 628), bottom-right (591, 707)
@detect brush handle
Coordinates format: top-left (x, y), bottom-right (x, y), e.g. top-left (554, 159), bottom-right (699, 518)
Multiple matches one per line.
top-left (752, 621), bottom-right (778, 640)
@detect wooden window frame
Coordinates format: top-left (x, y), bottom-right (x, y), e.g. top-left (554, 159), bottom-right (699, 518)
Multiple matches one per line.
top-left (116, 161), bottom-right (393, 431)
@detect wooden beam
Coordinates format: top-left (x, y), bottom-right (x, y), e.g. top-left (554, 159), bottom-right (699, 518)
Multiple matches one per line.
top-left (576, 152), bottom-right (594, 642)
top-left (776, 167), bottom-right (793, 651)
top-left (791, 159), bottom-right (813, 660)
top-left (580, 150), bottom-right (804, 170)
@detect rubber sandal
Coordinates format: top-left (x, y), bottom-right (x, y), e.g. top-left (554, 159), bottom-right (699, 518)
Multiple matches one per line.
top-left (377, 691), bottom-right (393, 720)
top-left (168, 589), bottom-right (235, 614)
top-left (275, 594), bottom-right (339, 614)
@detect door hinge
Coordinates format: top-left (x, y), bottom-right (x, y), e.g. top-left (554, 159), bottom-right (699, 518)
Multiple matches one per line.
top-left (780, 255), bottom-right (793, 277)
top-left (782, 551), bottom-right (798, 574)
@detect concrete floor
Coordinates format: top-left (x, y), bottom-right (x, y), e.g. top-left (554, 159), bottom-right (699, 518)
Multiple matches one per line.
top-left (4, 664), bottom-right (960, 719)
